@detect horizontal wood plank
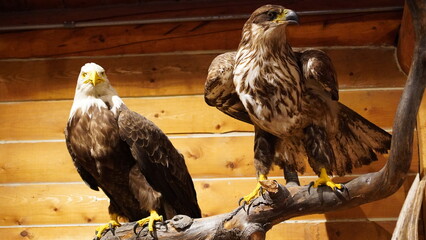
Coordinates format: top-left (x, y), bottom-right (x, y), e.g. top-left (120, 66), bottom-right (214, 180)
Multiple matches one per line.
top-left (0, 48), bottom-right (406, 101)
top-left (0, 0), bottom-right (403, 25)
top-left (0, 176), bottom-right (414, 226)
top-left (0, 90), bottom-right (401, 141)
top-left (268, 221), bottom-right (396, 240)
top-left (0, 226), bottom-right (97, 240)
top-left (0, 220), bottom-right (397, 240)
top-left (0, 12), bottom-right (401, 58)
top-left (0, 134), bottom-right (418, 183)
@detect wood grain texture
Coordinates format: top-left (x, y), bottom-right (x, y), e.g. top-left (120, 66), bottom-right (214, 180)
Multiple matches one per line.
top-left (0, 134), bottom-right (418, 183)
top-left (391, 174), bottom-right (425, 240)
top-left (0, 176), bottom-right (414, 226)
top-left (0, 226), bottom-right (97, 240)
top-left (268, 221), bottom-right (396, 240)
top-left (0, 48), bottom-right (406, 102)
top-left (0, 0), bottom-right (403, 25)
top-left (0, 12), bottom-right (402, 58)
top-left (0, 220), bottom-right (397, 240)
top-left (0, 90), bottom-right (402, 141)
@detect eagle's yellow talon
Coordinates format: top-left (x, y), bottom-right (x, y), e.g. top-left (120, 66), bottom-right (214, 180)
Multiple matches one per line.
top-left (95, 214), bottom-right (121, 239)
top-left (312, 168), bottom-right (342, 190)
top-left (240, 174), bottom-right (267, 204)
top-left (136, 210), bottom-right (163, 232)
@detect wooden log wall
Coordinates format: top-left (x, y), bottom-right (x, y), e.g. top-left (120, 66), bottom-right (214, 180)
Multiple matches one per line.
top-left (0, 0), bottom-right (419, 239)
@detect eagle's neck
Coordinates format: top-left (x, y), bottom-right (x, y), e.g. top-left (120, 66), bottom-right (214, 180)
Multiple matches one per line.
top-left (69, 85), bottom-right (125, 120)
top-left (234, 26), bottom-right (301, 96)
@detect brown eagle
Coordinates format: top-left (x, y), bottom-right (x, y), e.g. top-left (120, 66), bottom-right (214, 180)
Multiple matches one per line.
top-left (205, 5), bottom-right (391, 204)
top-left (65, 63), bottom-right (201, 239)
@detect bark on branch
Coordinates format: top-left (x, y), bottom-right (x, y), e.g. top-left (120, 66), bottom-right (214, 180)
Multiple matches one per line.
top-left (101, 0), bottom-right (426, 239)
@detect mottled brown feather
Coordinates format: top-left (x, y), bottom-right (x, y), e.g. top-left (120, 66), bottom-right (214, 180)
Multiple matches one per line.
top-left (118, 109), bottom-right (201, 218)
top-left (204, 5), bottom-right (391, 178)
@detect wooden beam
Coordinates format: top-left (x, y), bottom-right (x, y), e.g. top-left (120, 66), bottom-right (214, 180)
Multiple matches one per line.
top-left (0, 11), bottom-right (402, 59)
top-left (0, 91), bottom-right (401, 140)
top-left (0, 134), bottom-right (418, 183)
top-left (0, 0), bottom-right (404, 26)
top-left (0, 220), bottom-right (397, 240)
top-left (0, 177), bottom-right (414, 226)
top-left (0, 48), bottom-right (406, 102)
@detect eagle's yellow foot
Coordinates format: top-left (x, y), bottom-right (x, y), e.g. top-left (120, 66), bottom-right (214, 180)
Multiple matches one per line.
top-left (239, 174), bottom-right (267, 207)
top-left (94, 214), bottom-right (121, 240)
top-left (133, 210), bottom-right (163, 236)
top-left (308, 168), bottom-right (346, 193)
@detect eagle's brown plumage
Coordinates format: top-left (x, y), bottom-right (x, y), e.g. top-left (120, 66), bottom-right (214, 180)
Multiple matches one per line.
top-left (205, 5), bottom-right (391, 190)
top-left (65, 63), bottom-right (201, 235)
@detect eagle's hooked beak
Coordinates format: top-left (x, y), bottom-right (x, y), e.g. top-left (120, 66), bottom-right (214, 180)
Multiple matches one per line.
top-left (84, 71), bottom-right (105, 86)
top-left (285, 10), bottom-right (299, 24)
top-left (275, 9), bottom-right (299, 25)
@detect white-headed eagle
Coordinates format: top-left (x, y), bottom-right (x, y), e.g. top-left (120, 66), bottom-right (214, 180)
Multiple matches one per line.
top-left (205, 5), bottom-right (391, 204)
top-left (65, 63), bottom-right (201, 239)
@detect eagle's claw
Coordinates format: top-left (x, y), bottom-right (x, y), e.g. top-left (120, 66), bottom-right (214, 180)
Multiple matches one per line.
top-left (94, 219), bottom-right (121, 240)
top-left (307, 180), bottom-right (350, 200)
top-left (238, 197), bottom-right (246, 207)
top-left (238, 174), bottom-right (268, 213)
top-left (307, 181), bottom-right (315, 194)
top-left (334, 184), bottom-right (350, 200)
top-left (133, 210), bottom-right (163, 237)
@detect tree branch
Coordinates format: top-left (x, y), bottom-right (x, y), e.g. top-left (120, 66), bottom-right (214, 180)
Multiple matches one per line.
top-left (101, 0), bottom-right (426, 239)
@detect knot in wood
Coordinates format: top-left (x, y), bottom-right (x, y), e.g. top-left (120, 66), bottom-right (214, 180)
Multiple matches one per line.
top-left (170, 215), bottom-right (193, 230)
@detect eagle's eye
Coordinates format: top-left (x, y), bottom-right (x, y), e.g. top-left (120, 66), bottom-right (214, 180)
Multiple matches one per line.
top-left (267, 11), bottom-right (278, 21)
top-left (81, 72), bottom-right (87, 78)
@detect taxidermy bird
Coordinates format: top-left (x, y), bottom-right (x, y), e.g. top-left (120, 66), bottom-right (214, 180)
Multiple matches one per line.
top-left (205, 5), bottom-right (391, 204)
top-left (65, 63), bottom-right (201, 239)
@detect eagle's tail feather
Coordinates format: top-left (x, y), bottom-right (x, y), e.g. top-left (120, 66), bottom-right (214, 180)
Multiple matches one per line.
top-left (331, 103), bottom-right (391, 176)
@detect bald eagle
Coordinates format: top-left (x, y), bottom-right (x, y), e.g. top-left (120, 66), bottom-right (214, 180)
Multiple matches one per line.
top-left (65, 63), bottom-right (201, 239)
top-left (205, 5), bottom-right (391, 204)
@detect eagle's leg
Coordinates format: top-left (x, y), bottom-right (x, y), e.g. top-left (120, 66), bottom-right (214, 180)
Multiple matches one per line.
top-left (283, 165), bottom-right (300, 186)
top-left (304, 125), bottom-right (345, 193)
top-left (94, 213), bottom-right (121, 240)
top-left (239, 127), bottom-right (275, 206)
top-left (133, 210), bottom-right (163, 233)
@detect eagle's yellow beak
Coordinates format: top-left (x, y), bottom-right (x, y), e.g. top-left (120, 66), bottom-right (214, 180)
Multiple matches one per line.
top-left (83, 71), bottom-right (105, 86)
top-left (275, 9), bottom-right (299, 24)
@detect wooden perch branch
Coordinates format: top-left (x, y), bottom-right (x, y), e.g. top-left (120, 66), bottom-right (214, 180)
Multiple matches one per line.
top-left (101, 0), bottom-right (426, 239)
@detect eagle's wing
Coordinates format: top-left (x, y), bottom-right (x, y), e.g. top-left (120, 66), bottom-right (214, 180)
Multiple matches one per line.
top-left (64, 127), bottom-right (99, 191)
top-left (118, 109), bottom-right (201, 218)
top-left (205, 51), bottom-right (252, 124)
top-left (297, 49), bottom-right (339, 101)
top-left (297, 49), bottom-right (391, 176)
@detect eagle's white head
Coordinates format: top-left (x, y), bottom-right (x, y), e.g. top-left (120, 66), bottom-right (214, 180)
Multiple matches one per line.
top-left (75, 62), bottom-right (113, 96)
top-left (69, 62), bottom-right (124, 119)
